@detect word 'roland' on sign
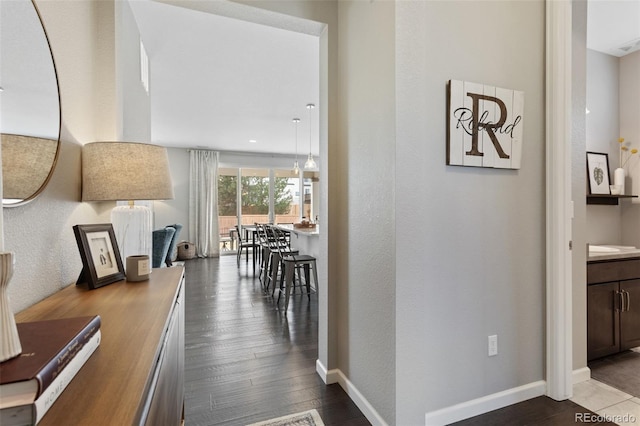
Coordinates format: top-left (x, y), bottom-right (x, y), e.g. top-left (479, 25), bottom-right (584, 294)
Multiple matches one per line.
top-left (447, 80), bottom-right (524, 170)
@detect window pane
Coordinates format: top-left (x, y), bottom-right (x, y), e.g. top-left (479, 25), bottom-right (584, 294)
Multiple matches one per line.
top-left (218, 167), bottom-right (237, 251)
top-left (274, 169), bottom-right (298, 224)
top-left (241, 168), bottom-right (269, 226)
top-left (302, 171), bottom-right (316, 221)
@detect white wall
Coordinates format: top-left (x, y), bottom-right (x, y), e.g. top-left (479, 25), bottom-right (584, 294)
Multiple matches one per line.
top-left (7, 0), bottom-right (113, 313)
top-left (154, 147), bottom-right (190, 232)
top-left (117, 0), bottom-right (151, 142)
top-left (396, 1), bottom-right (546, 423)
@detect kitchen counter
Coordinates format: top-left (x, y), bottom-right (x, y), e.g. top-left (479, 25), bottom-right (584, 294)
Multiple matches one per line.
top-left (588, 245), bottom-right (640, 262)
top-left (275, 223), bottom-right (320, 237)
top-left (275, 224), bottom-right (319, 258)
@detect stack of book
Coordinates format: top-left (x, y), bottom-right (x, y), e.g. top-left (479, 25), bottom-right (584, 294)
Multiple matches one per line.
top-left (0, 316), bottom-right (101, 426)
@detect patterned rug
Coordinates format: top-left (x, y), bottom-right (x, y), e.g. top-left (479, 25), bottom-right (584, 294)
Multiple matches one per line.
top-left (247, 409), bottom-right (325, 426)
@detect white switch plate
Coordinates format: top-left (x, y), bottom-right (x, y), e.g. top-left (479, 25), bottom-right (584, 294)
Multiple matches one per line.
top-left (488, 335), bottom-right (498, 356)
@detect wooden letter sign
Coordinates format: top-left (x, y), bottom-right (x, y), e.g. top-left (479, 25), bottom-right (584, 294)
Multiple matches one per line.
top-left (447, 80), bottom-right (524, 169)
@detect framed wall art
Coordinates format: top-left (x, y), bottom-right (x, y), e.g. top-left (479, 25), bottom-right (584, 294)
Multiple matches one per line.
top-left (447, 80), bottom-right (524, 170)
top-left (586, 152), bottom-right (611, 195)
top-left (73, 223), bottom-right (125, 289)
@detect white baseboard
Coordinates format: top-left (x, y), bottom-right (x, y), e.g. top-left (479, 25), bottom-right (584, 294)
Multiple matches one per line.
top-left (424, 380), bottom-right (546, 426)
top-left (315, 359), bottom-right (339, 384)
top-left (315, 359), bottom-right (388, 426)
top-left (573, 367), bottom-right (591, 385)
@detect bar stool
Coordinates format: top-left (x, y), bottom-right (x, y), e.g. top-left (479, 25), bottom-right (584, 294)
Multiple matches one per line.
top-left (263, 225), bottom-right (298, 294)
top-left (256, 224), bottom-right (275, 287)
top-left (281, 254), bottom-right (318, 314)
top-left (269, 226), bottom-right (316, 314)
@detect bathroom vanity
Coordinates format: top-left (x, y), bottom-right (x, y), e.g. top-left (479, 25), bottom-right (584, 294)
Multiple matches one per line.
top-left (587, 246), bottom-right (640, 361)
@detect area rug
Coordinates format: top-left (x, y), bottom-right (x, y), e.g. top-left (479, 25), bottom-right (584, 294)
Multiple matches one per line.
top-left (247, 409), bottom-right (325, 426)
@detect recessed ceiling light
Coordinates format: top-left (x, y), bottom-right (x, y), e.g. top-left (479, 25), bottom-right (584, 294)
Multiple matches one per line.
top-left (249, 139), bottom-right (257, 143)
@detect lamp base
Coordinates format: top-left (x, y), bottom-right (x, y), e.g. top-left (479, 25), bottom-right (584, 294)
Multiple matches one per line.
top-left (111, 204), bottom-right (152, 264)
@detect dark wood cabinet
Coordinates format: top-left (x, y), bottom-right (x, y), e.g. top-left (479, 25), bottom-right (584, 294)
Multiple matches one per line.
top-left (587, 257), bottom-right (640, 361)
top-left (621, 280), bottom-right (640, 350)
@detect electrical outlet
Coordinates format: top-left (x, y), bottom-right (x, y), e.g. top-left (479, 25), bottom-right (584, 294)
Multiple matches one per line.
top-left (488, 335), bottom-right (498, 356)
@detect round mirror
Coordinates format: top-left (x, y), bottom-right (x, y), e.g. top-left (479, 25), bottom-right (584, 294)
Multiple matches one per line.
top-left (0, 0), bottom-right (61, 206)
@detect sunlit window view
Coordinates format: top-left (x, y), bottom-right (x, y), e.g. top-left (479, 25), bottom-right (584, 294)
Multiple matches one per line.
top-left (217, 167), bottom-right (316, 253)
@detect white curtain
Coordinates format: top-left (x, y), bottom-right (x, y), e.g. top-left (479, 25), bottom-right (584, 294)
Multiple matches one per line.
top-left (189, 150), bottom-right (219, 258)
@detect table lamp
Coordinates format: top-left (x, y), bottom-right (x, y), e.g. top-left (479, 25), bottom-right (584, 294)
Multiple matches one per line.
top-left (82, 142), bottom-right (174, 263)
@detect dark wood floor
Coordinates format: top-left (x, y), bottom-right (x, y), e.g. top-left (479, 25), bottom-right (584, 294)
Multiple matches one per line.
top-left (183, 256), bottom-right (623, 426)
top-left (183, 255), bottom-right (370, 426)
top-left (590, 349), bottom-right (640, 398)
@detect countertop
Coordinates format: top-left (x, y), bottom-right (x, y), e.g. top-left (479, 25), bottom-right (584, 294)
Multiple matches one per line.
top-left (275, 223), bottom-right (320, 236)
top-left (588, 245), bottom-right (640, 262)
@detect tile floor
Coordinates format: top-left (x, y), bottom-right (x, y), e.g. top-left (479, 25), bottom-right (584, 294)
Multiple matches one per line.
top-left (572, 379), bottom-right (640, 425)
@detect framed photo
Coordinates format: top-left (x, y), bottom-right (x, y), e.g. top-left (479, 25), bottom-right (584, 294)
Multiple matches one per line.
top-left (73, 223), bottom-right (125, 289)
top-left (586, 152), bottom-right (611, 195)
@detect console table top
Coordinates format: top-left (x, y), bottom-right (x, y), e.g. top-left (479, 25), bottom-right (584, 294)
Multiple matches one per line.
top-left (14, 266), bottom-right (185, 425)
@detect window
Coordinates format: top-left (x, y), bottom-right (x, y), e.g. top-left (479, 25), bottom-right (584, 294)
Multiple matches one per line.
top-left (217, 167), bottom-right (319, 252)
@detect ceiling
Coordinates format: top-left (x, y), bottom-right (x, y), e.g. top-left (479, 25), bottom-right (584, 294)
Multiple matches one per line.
top-left (587, 0), bottom-right (640, 56)
top-left (127, 0), bottom-right (638, 157)
top-left (128, 0), bottom-right (320, 156)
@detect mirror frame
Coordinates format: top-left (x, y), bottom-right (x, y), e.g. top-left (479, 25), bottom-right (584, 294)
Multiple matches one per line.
top-left (2, 0), bottom-right (61, 207)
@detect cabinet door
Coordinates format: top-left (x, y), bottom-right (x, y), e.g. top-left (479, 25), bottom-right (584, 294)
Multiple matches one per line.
top-left (588, 282), bottom-right (621, 361)
top-left (144, 282), bottom-right (185, 426)
top-left (621, 279), bottom-right (640, 351)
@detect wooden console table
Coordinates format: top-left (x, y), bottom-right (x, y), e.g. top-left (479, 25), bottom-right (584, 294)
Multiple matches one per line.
top-left (15, 266), bottom-right (185, 425)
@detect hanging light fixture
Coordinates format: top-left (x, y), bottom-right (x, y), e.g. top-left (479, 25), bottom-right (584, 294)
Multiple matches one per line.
top-left (304, 103), bottom-right (317, 170)
top-left (292, 118), bottom-right (300, 174)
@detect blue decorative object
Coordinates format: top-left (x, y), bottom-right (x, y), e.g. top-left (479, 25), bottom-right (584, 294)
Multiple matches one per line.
top-left (164, 223), bottom-right (182, 266)
top-left (152, 227), bottom-right (176, 268)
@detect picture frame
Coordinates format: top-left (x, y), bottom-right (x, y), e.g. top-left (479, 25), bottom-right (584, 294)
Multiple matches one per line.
top-left (73, 223), bottom-right (125, 290)
top-left (586, 152), bottom-right (611, 195)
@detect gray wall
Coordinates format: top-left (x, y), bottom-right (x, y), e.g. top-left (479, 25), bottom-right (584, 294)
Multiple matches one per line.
top-left (396, 1), bottom-right (546, 423)
top-left (585, 49), bottom-right (640, 248)
top-left (620, 51), bottom-right (640, 248)
top-left (586, 50), bottom-right (622, 244)
top-left (336, 1), bottom-right (396, 422)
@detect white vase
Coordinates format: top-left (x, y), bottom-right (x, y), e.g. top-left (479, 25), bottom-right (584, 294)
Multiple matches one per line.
top-left (614, 167), bottom-right (626, 195)
top-left (0, 252), bottom-right (22, 362)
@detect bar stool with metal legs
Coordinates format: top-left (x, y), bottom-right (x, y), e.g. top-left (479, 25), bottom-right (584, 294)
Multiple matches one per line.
top-left (269, 226), bottom-right (316, 314)
top-left (263, 225), bottom-right (298, 295)
top-left (256, 224), bottom-right (277, 288)
top-left (281, 254), bottom-right (317, 314)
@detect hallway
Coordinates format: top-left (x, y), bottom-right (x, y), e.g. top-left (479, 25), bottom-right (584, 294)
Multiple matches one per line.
top-left (182, 256), bottom-right (369, 425)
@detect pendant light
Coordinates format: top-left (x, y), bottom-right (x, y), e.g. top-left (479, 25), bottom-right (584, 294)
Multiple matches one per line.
top-left (304, 103), bottom-right (317, 170)
top-left (292, 118), bottom-right (300, 174)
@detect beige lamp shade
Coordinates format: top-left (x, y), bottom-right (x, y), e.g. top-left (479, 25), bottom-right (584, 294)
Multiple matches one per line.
top-left (82, 142), bottom-right (174, 201)
top-left (1, 134), bottom-right (58, 201)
